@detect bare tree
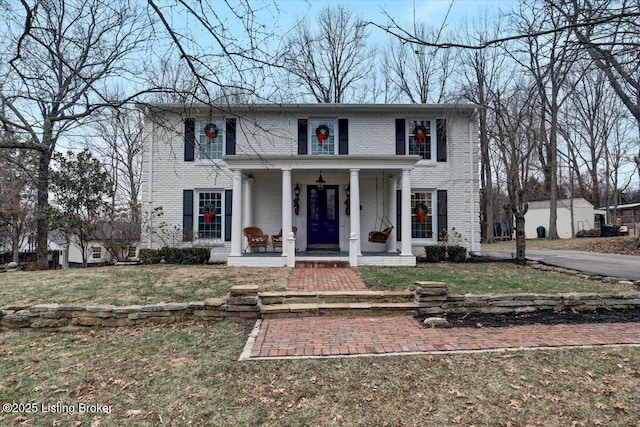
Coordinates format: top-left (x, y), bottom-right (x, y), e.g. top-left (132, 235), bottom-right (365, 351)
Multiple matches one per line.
top-left (280, 4), bottom-right (374, 103)
top-left (458, 11), bottom-right (511, 243)
top-left (0, 147), bottom-right (37, 262)
top-left (560, 66), bottom-right (622, 208)
top-left (89, 104), bottom-right (143, 223)
top-left (549, 0), bottom-right (640, 187)
top-left (493, 83), bottom-right (539, 261)
top-left (511, 2), bottom-right (581, 240)
top-left (0, 0), bottom-right (154, 269)
top-left (387, 18), bottom-right (459, 103)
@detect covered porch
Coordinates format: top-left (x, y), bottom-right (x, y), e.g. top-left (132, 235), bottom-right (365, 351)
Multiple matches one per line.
top-left (223, 155), bottom-right (420, 267)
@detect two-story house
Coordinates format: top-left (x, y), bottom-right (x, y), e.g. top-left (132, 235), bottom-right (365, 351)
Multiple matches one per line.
top-left (140, 103), bottom-right (480, 266)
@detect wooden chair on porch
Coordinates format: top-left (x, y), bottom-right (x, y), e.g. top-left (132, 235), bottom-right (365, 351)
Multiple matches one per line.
top-left (243, 227), bottom-right (268, 252)
top-left (271, 226), bottom-right (298, 252)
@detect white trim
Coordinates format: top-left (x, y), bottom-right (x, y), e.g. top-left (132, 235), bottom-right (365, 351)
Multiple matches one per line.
top-left (469, 115), bottom-right (476, 252)
top-left (223, 154), bottom-right (421, 170)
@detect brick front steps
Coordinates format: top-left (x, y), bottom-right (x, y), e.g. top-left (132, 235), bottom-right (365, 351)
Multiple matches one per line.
top-left (260, 289), bottom-right (418, 318)
top-left (294, 260), bottom-right (350, 268)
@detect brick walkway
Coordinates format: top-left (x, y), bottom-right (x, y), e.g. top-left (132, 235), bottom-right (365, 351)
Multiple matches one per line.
top-left (245, 315), bottom-right (640, 359)
top-left (287, 267), bottom-right (367, 291)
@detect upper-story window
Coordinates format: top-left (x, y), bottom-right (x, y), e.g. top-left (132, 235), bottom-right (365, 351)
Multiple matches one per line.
top-left (309, 118), bottom-right (337, 155)
top-left (408, 119), bottom-right (437, 160)
top-left (197, 119), bottom-right (225, 160)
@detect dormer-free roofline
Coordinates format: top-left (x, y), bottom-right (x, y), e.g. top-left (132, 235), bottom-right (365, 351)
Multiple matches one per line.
top-left (137, 102), bottom-right (480, 116)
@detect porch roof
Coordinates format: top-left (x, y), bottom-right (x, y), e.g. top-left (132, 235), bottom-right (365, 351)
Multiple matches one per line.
top-left (222, 154), bottom-right (422, 171)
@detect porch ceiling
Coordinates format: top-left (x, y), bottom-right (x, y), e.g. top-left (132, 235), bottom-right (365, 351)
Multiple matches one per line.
top-left (222, 154), bottom-right (421, 172)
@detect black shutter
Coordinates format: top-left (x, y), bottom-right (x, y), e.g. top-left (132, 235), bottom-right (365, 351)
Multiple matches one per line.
top-left (184, 118), bottom-right (195, 161)
top-left (437, 190), bottom-right (448, 240)
top-left (436, 119), bottom-right (447, 162)
top-left (396, 189), bottom-right (402, 241)
top-left (183, 190), bottom-right (194, 241)
top-left (395, 119), bottom-right (406, 155)
top-left (297, 119), bottom-right (308, 155)
top-left (226, 118), bottom-right (236, 155)
top-left (338, 118), bottom-right (349, 155)
top-left (224, 190), bottom-right (233, 242)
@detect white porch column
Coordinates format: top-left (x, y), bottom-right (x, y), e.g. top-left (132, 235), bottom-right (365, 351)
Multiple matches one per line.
top-left (244, 176), bottom-right (254, 227)
top-left (400, 168), bottom-right (412, 256)
top-left (281, 168), bottom-right (293, 257)
top-left (230, 169), bottom-right (243, 256)
top-left (350, 169), bottom-right (362, 256)
top-left (387, 176), bottom-right (398, 253)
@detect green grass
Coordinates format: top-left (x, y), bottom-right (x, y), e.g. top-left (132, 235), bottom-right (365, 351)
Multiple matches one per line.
top-left (0, 265), bottom-right (290, 307)
top-left (1, 321), bottom-right (639, 426)
top-left (358, 262), bottom-right (638, 294)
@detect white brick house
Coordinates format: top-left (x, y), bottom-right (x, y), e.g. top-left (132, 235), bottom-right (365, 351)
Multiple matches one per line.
top-left (140, 104), bottom-right (480, 266)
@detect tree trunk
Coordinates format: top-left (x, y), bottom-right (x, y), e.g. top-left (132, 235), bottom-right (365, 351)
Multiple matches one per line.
top-left (12, 229), bottom-right (20, 264)
top-left (36, 149), bottom-right (52, 270)
top-left (514, 212), bottom-right (526, 263)
top-left (479, 107), bottom-right (495, 243)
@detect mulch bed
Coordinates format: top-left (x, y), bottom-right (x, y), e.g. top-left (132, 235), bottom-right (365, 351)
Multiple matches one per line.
top-left (418, 307), bottom-right (640, 328)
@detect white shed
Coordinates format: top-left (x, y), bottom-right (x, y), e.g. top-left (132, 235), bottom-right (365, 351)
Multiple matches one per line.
top-left (524, 198), bottom-right (605, 239)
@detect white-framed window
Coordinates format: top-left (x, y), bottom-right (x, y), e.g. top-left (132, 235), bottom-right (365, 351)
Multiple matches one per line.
top-left (309, 118), bottom-right (337, 155)
top-left (91, 246), bottom-right (102, 259)
top-left (408, 118), bottom-right (436, 160)
top-left (197, 119), bottom-right (225, 160)
top-left (127, 246), bottom-right (137, 258)
top-left (196, 190), bottom-right (223, 239)
top-left (411, 190), bottom-right (436, 239)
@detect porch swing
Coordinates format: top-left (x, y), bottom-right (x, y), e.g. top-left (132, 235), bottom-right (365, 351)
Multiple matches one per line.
top-left (368, 175), bottom-right (394, 244)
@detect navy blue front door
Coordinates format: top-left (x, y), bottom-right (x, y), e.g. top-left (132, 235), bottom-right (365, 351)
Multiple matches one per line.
top-left (307, 185), bottom-right (339, 250)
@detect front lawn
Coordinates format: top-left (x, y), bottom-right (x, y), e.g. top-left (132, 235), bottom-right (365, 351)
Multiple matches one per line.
top-left (0, 265), bottom-right (290, 307)
top-left (359, 262), bottom-right (638, 294)
top-left (1, 321), bottom-right (639, 426)
top-left (2, 262), bottom-right (638, 308)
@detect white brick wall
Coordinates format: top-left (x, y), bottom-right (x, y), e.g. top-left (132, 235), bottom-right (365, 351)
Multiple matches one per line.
top-left (141, 107), bottom-right (480, 257)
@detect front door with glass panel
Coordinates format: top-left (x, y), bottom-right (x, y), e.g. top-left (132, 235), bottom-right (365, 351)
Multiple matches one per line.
top-left (307, 185), bottom-right (339, 250)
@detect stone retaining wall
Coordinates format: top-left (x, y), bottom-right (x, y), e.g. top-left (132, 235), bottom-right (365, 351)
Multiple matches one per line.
top-left (415, 281), bottom-right (640, 315)
top-left (0, 286), bottom-right (260, 332)
top-left (2, 282), bottom-right (640, 331)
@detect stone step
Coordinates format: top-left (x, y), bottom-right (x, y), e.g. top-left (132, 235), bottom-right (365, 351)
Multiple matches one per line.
top-left (259, 290), bottom-right (415, 306)
top-left (260, 302), bottom-right (419, 318)
top-left (295, 260), bottom-right (350, 268)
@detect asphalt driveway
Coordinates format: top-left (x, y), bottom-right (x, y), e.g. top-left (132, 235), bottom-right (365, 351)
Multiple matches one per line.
top-left (481, 249), bottom-right (640, 281)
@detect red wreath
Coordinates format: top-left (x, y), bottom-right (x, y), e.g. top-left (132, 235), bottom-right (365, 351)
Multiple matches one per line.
top-left (316, 125), bottom-right (330, 145)
top-left (414, 125), bottom-right (427, 147)
top-left (294, 197), bottom-right (300, 215)
top-left (204, 123), bottom-right (218, 141)
top-left (204, 210), bottom-right (214, 225)
top-left (415, 203), bottom-right (427, 224)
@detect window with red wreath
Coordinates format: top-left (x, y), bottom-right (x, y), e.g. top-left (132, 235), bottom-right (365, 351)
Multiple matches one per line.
top-left (408, 119), bottom-right (435, 160)
top-left (309, 118), bottom-right (336, 155)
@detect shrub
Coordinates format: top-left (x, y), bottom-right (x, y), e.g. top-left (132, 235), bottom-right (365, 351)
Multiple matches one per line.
top-left (138, 249), bottom-right (162, 265)
top-left (446, 245), bottom-right (467, 263)
top-left (138, 247), bottom-right (210, 265)
top-left (424, 245), bottom-right (446, 263)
